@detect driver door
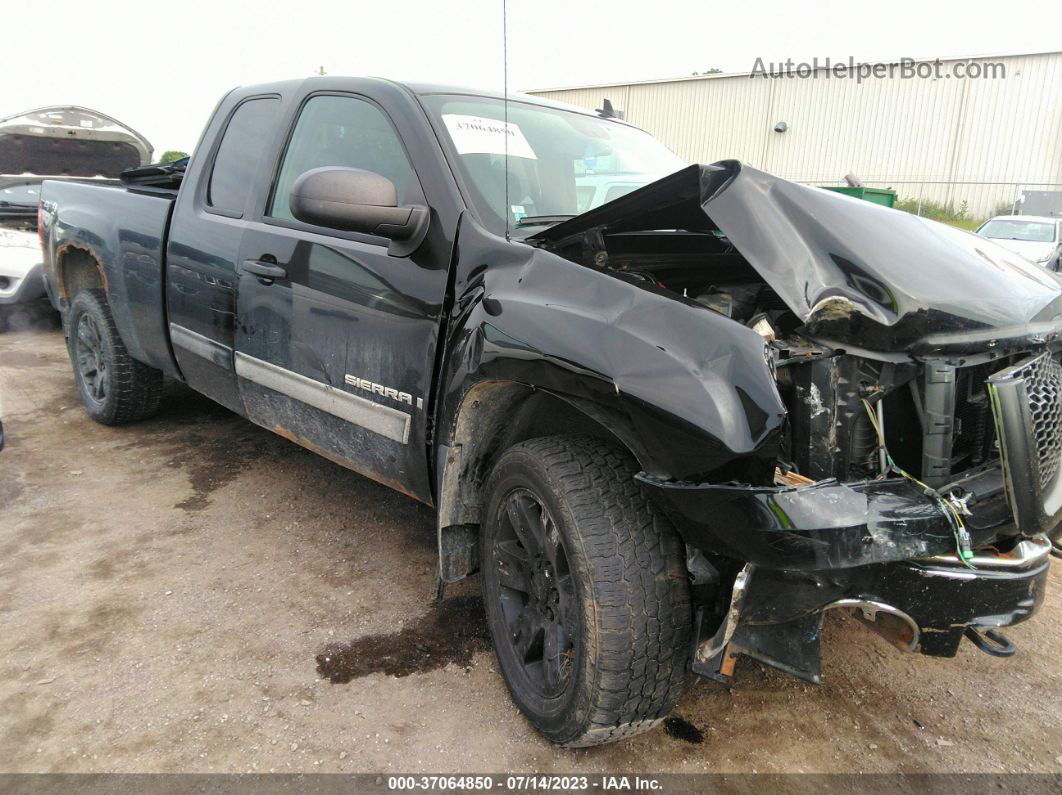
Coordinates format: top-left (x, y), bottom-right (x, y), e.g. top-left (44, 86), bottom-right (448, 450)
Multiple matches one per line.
top-left (233, 93), bottom-right (447, 502)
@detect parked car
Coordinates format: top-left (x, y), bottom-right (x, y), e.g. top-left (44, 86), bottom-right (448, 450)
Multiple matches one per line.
top-left (975, 214), bottom-right (1062, 269)
top-left (0, 106), bottom-right (153, 316)
top-left (574, 173), bottom-right (652, 213)
top-left (39, 77), bottom-right (1058, 746)
top-left (0, 181), bottom-right (46, 308)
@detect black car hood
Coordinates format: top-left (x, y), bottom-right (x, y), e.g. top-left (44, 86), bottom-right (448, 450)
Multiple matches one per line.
top-left (529, 162), bottom-right (1062, 352)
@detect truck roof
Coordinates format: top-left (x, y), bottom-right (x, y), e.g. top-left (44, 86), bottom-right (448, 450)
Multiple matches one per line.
top-left (232, 75), bottom-right (623, 122)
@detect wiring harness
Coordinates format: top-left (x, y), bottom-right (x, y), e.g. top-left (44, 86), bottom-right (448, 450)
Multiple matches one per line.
top-left (861, 398), bottom-right (976, 568)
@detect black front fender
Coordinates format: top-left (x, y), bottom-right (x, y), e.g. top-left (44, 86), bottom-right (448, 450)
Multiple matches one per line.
top-left (436, 215), bottom-right (787, 482)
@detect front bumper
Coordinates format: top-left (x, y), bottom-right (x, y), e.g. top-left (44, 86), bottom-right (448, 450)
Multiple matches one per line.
top-left (639, 463), bottom-right (1014, 571)
top-left (0, 261), bottom-right (46, 305)
top-left (693, 535), bottom-right (1052, 682)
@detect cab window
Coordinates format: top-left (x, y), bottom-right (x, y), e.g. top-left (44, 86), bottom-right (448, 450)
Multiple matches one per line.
top-left (270, 95), bottom-right (417, 223)
top-left (207, 97), bottom-right (280, 216)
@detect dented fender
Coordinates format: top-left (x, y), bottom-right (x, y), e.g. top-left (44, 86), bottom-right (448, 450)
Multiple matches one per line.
top-left (436, 214), bottom-right (787, 482)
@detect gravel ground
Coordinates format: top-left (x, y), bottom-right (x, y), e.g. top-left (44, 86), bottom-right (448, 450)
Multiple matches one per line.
top-left (1, 309), bottom-right (1061, 774)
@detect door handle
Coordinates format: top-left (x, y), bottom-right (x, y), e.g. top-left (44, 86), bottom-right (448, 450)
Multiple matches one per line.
top-left (241, 259), bottom-right (287, 283)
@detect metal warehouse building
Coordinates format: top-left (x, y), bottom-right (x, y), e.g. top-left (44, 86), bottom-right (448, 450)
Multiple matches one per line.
top-left (527, 51), bottom-right (1062, 219)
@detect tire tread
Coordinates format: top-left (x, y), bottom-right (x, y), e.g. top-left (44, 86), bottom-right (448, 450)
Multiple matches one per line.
top-left (486, 435), bottom-right (691, 747)
top-left (68, 289), bottom-right (162, 425)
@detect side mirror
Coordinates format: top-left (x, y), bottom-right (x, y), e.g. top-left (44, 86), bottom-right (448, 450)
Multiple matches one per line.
top-left (289, 167), bottom-right (428, 256)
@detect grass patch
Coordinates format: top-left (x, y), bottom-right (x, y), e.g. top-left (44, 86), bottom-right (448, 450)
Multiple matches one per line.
top-left (894, 197), bottom-right (1013, 231)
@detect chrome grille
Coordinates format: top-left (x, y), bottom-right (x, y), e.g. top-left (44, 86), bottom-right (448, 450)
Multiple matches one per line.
top-left (988, 350), bottom-right (1062, 535)
top-left (1011, 353), bottom-right (1062, 489)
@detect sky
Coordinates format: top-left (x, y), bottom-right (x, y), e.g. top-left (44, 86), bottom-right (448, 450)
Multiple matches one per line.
top-left (3, 0), bottom-right (1060, 155)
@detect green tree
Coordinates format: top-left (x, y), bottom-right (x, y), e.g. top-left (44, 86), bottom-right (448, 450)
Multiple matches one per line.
top-left (158, 150), bottom-right (189, 164)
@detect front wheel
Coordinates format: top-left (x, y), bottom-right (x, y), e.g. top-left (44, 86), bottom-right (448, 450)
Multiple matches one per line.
top-left (481, 436), bottom-right (692, 746)
top-left (66, 289), bottom-right (163, 425)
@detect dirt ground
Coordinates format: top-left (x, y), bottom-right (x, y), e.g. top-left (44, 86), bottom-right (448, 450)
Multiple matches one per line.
top-left (1, 305), bottom-right (1061, 775)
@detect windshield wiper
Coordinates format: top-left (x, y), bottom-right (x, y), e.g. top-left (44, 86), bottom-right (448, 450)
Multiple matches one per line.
top-left (515, 214), bottom-right (577, 227)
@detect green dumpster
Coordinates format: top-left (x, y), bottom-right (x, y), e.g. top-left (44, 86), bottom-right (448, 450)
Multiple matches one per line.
top-left (823, 186), bottom-right (897, 208)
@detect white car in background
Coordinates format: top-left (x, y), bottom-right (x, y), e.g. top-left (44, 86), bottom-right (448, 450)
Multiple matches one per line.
top-left (0, 179), bottom-right (46, 307)
top-left (975, 215), bottom-right (1062, 270)
top-left (575, 173), bottom-right (663, 213)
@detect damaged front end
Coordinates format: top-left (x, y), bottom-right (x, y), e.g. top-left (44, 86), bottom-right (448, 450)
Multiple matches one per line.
top-left (528, 161), bottom-right (1062, 683)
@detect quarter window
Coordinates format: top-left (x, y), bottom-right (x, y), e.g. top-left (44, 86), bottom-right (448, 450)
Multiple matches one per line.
top-left (207, 97), bottom-right (280, 215)
top-left (269, 95), bottom-right (417, 222)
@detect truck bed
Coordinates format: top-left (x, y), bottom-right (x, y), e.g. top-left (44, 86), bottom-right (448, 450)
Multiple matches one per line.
top-left (39, 179), bottom-right (181, 377)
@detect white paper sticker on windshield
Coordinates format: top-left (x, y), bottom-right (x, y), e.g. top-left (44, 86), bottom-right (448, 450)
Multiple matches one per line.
top-left (442, 115), bottom-right (537, 160)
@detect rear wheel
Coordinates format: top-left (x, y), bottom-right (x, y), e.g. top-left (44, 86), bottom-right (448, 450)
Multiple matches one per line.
top-left (481, 435), bottom-right (692, 746)
top-left (67, 289), bottom-right (162, 425)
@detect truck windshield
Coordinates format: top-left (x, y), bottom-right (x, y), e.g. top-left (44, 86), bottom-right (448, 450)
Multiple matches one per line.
top-left (422, 95), bottom-right (685, 236)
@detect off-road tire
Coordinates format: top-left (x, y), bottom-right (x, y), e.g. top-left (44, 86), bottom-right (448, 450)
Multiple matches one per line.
top-left (481, 435), bottom-right (692, 747)
top-left (66, 289), bottom-right (163, 425)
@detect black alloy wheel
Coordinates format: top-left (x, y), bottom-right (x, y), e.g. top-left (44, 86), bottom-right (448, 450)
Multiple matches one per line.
top-left (481, 436), bottom-right (692, 747)
top-left (491, 487), bottom-right (577, 698)
top-left (74, 311), bottom-right (109, 406)
top-left (65, 289), bottom-right (163, 425)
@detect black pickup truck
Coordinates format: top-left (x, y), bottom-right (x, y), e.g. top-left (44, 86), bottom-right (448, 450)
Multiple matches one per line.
top-left (39, 76), bottom-right (1059, 746)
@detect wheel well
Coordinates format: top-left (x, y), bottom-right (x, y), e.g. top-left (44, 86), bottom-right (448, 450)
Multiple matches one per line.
top-left (436, 381), bottom-right (646, 582)
top-left (57, 247), bottom-right (105, 307)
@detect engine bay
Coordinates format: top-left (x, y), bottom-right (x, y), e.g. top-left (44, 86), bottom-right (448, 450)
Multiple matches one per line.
top-left (593, 230), bottom-right (798, 337)
top-left (551, 228), bottom-right (1018, 494)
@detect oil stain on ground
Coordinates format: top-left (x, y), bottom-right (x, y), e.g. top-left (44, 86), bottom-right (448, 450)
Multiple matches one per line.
top-left (663, 716), bottom-right (704, 744)
top-left (168, 426), bottom-right (261, 512)
top-left (160, 388), bottom-right (264, 511)
top-left (113, 384), bottom-right (267, 512)
top-left (316, 595), bottom-right (490, 683)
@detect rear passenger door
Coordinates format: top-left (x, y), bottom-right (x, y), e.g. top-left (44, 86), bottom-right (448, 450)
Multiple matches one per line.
top-left (166, 95), bottom-right (282, 414)
top-left (233, 92), bottom-right (448, 502)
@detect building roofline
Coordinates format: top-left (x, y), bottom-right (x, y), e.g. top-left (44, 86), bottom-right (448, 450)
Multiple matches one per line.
top-left (523, 48), bottom-right (1062, 94)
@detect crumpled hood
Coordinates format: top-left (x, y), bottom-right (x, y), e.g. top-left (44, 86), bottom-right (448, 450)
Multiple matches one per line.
top-left (530, 161), bottom-right (1062, 351)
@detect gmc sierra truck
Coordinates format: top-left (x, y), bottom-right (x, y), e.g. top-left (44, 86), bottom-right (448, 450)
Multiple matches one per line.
top-left (39, 76), bottom-right (1059, 747)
